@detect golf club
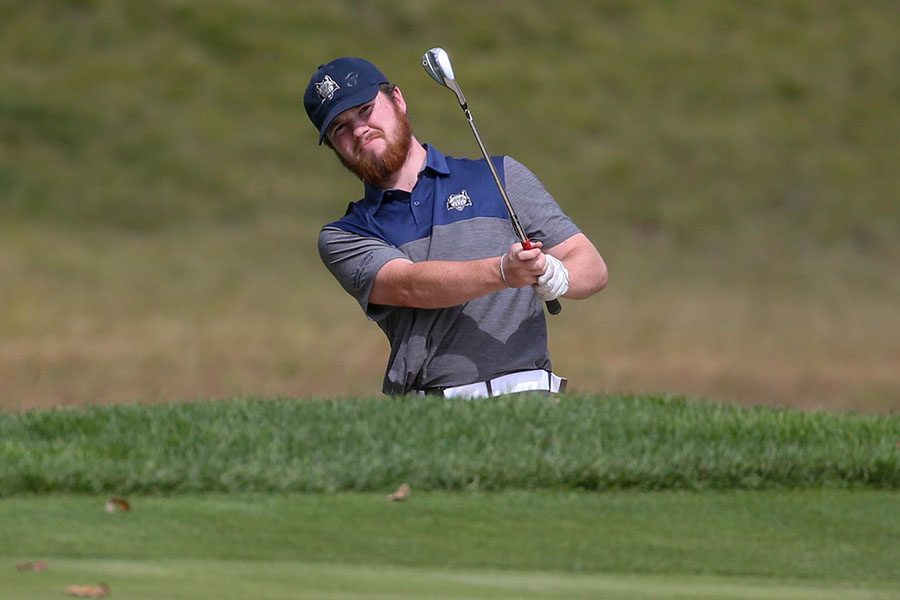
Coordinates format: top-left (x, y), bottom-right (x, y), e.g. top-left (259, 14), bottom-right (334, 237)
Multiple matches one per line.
top-left (422, 47), bottom-right (562, 315)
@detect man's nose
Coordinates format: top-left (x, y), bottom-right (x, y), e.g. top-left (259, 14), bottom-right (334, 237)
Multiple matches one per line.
top-left (352, 120), bottom-right (370, 140)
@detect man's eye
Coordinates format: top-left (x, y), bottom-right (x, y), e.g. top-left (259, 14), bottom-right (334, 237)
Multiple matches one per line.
top-left (360, 104), bottom-right (373, 115)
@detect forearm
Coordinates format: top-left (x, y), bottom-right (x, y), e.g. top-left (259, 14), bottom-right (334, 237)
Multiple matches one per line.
top-left (560, 247), bottom-right (608, 298)
top-left (546, 233), bottom-right (608, 299)
top-left (370, 257), bottom-right (507, 308)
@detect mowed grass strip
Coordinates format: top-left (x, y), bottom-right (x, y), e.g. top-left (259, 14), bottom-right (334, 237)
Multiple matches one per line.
top-left (1, 395), bottom-right (897, 495)
top-left (3, 558), bottom-right (898, 600)
top-left (1, 491), bottom-right (898, 596)
top-left (3, 491), bottom-right (900, 581)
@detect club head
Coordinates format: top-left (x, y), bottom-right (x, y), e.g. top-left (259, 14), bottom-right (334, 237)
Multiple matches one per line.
top-left (422, 47), bottom-right (466, 107)
top-left (422, 47), bottom-right (454, 85)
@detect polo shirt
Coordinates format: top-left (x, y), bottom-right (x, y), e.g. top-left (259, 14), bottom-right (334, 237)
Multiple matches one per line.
top-left (318, 144), bottom-right (581, 394)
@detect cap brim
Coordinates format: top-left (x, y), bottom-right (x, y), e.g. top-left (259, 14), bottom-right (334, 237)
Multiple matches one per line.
top-left (317, 84), bottom-right (382, 145)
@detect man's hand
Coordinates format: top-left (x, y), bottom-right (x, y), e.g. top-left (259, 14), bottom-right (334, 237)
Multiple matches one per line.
top-left (534, 254), bottom-right (569, 301)
top-left (500, 242), bottom-right (546, 287)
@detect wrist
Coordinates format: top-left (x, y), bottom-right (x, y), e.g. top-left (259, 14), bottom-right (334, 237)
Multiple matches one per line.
top-left (499, 254), bottom-right (513, 288)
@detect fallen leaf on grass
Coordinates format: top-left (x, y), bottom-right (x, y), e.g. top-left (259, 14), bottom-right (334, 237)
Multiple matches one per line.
top-left (104, 497), bottom-right (131, 513)
top-left (387, 483), bottom-right (410, 502)
top-left (65, 583), bottom-right (110, 598)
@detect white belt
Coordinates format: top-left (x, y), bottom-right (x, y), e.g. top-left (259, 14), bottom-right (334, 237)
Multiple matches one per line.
top-left (419, 369), bottom-right (567, 399)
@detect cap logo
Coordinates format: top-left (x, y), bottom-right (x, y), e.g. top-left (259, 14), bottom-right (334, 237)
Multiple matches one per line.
top-left (315, 75), bottom-right (340, 102)
top-left (446, 189), bottom-right (472, 212)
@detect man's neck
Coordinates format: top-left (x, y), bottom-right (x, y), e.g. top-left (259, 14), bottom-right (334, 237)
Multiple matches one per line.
top-left (381, 137), bottom-right (427, 192)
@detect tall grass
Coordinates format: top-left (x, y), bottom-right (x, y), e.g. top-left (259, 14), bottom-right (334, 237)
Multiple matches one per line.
top-left (1, 395), bottom-right (896, 495)
top-left (1, 1), bottom-right (898, 250)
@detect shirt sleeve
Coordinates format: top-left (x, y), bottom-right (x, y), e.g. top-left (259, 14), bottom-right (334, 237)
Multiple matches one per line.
top-left (318, 225), bottom-right (409, 322)
top-left (503, 156), bottom-right (582, 249)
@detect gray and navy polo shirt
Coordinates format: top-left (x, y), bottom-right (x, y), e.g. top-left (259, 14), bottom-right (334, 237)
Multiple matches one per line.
top-left (318, 144), bottom-right (581, 394)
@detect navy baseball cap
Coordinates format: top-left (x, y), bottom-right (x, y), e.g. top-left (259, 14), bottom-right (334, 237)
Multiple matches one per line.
top-left (304, 57), bottom-right (390, 144)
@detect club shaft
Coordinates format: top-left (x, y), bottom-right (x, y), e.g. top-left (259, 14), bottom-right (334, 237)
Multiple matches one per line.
top-left (460, 105), bottom-right (563, 316)
top-left (426, 47), bottom-right (562, 315)
top-left (462, 107), bottom-right (530, 244)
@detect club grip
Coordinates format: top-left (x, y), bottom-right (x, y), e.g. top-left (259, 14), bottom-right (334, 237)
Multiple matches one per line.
top-left (522, 239), bottom-right (563, 316)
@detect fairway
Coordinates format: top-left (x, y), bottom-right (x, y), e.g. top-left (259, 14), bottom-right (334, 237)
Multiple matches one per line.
top-left (5, 558), bottom-right (898, 600)
top-left (3, 491), bottom-right (897, 599)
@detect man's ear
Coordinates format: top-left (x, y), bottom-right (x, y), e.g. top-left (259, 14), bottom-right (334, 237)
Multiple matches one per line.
top-left (391, 86), bottom-right (408, 114)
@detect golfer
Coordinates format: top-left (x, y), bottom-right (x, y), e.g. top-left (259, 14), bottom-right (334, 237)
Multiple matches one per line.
top-left (306, 57), bottom-right (607, 398)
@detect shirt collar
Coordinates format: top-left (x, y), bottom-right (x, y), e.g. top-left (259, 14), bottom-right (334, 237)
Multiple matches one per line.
top-left (361, 144), bottom-right (451, 213)
top-left (421, 143), bottom-right (451, 176)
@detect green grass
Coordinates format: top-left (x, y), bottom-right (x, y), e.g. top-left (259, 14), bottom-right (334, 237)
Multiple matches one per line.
top-left (2, 491), bottom-right (898, 598)
top-left (3, 6), bottom-right (897, 595)
top-left (1, 396), bottom-right (897, 495)
top-left (5, 558), bottom-right (898, 600)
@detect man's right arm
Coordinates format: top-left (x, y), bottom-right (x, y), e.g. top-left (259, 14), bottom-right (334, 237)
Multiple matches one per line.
top-left (370, 243), bottom-right (547, 309)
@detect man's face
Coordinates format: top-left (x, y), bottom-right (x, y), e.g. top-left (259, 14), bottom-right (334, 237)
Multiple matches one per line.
top-left (326, 89), bottom-right (412, 188)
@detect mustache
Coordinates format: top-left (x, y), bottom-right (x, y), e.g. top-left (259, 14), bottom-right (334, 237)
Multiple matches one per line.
top-left (354, 132), bottom-right (384, 155)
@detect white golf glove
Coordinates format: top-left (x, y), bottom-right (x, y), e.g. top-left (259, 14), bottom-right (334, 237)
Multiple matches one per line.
top-left (534, 254), bottom-right (569, 301)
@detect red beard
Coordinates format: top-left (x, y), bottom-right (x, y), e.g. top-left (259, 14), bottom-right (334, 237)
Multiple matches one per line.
top-left (336, 100), bottom-right (412, 188)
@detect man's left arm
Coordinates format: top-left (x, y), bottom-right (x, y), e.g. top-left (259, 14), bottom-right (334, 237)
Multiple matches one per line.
top-left (502, 155), bottom-right (607, 299)
top-left (545, 233), bottom-right (608, 299)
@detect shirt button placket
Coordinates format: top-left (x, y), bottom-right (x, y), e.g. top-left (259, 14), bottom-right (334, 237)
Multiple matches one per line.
top-left (411, 199), bottom-right (423, 224)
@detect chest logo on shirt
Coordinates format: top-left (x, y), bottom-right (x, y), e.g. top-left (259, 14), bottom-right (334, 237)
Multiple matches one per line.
top-left (446, 189), bottom-right (473, 212)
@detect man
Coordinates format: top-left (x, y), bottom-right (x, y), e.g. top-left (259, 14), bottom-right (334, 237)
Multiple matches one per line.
top-left (305, 56), bottom-right (607, 398)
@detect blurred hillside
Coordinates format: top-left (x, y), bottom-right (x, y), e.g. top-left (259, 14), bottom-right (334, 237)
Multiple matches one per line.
top-left (1, 1), bottom-right (898, 410)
